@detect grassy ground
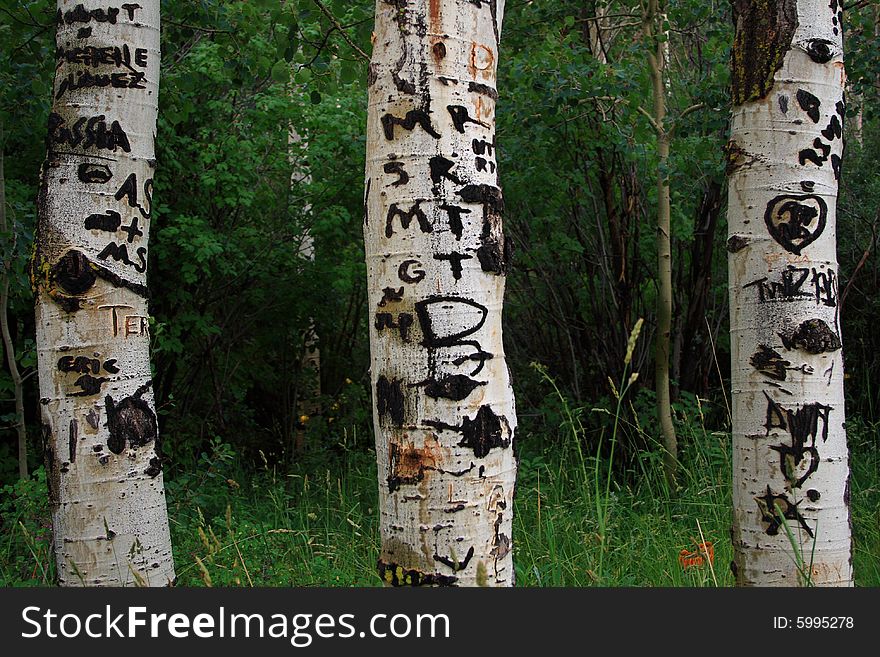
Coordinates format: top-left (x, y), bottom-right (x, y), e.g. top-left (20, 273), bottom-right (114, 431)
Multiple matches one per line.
top-left (2, 411), bottom-right (879, 587)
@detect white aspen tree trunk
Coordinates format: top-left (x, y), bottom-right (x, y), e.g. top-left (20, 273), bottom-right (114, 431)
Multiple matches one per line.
top-left (364, 0), bottom-right (517, 587)
top-left (727, 0), bottom-right (852, 586)
top-left (33, 0), bottom-right (174, 586)
top-left (645, 0), bottom-right (678, 488)
top-left (288, 117), bottom-right (321, 455)
top-left (587, 1), bottom-right (610, 64)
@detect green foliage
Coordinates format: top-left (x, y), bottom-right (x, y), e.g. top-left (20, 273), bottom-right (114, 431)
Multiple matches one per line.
top-left (1, 408), bottom-right (878, 586)
top-left (0, 0), bottom-right (878, 585)
top-left (501, 0), bottom-right (733, 437)
top-left (0, 467), bottom-right (54, 585)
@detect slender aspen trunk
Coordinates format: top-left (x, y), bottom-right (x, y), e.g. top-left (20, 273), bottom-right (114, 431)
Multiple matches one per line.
top-left (364, 0), bottom-right (517, 587)
top-left (587, 1), bottom-right (610, 64)
top-left (727, 0), bottom-right (852, 586)
top-left (1, 124), bottom-right (28, 480)
top-left (645, 0), bottom-right (678, 488)
top-left (288, 120), bottom-right (320, 456)
top-left (33, 0), bottom-right (174, 586)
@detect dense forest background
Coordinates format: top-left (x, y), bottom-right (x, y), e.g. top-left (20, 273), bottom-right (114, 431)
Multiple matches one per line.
top-left (2, 0), bottom-right (880, 586)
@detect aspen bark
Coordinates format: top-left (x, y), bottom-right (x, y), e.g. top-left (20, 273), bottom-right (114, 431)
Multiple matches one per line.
top-left (727, 0), bottom-right (852, 586)
top-left (33, 0), bottom-right (174, 586)
top-left (365, 0), bottom-right (517, 587)
top-left (645, 0), bottom-right (678, 488)
top-left (288, 120), bottom-right (321, 455)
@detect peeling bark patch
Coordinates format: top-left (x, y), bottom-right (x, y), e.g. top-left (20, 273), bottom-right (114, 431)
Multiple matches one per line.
top-left (491, 514), bottom-right (510, 560)
top-left (476, 234), bottom-right (511, 275)
top-left (105, 381), bottom-right (157, 455)
top-left (751, 345), bottom-right (790, 381)
top-left (730, 0), bottom-right (798, 105)
top-left (764, 194), bottom-right (827, 254)
top-left (377, 560), bottom-right (457, 587)
top-left (724, 140), bottom-right (752, 174)
top-left (434, 546), bottom-right (474, 572)
top-left (423, 374), bottom-right (485, 401)
top-left (456, 185), bottom-right (509, 275)
top-left (780, 319), bottom-right (841, 354)
top-left (458, 405), bottom-right (509, 458)
top-left (376, 376), bottom-right (406, 428)
top-left (387, 440), bottom-right (439, 492)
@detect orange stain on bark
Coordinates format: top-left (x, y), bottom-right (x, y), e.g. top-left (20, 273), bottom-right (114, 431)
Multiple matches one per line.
top-left (429, 0), bottom-right (442, 32)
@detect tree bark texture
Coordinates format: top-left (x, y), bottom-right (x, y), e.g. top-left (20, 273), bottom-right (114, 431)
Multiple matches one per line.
top-left (364, 0), bottom-right (517, 587)
top-left (727, 0), bottom-right (852, 586)
top-left (645, 0), bottom-right (679, 488)
top-left (33, 0), bottom-right (175, 586)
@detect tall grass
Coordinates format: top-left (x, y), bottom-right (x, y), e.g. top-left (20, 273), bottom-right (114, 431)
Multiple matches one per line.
top-left (1, 408), bottom-right (878, 587)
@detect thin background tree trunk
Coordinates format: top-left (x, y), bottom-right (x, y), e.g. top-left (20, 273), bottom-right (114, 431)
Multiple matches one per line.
top-left (644, 0), bottom-right (679, 488)
top-left (364, 0), bottom-right (517, 586)
top-left (33, 0), bottom-right (174, 586)
top-left (727, 0), bottom-right (852, 586)
top-left (1, 122), bottom-right (28, 480)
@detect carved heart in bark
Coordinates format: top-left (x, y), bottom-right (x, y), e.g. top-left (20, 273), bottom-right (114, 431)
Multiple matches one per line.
top-left (764, 194), bottom-right (827, 254)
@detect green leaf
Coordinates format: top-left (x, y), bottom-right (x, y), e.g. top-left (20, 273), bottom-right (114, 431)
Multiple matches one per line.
top-left (271, 59), bottom-right (290, 83)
